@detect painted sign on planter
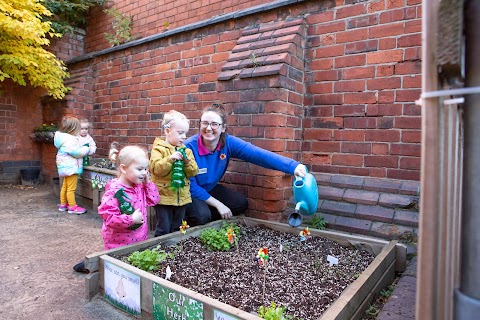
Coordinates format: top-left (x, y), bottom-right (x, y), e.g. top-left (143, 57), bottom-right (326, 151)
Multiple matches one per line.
top-left (213, 309), bottom-right (239, 320)
top-left (153, 283), bottom-right (204, 320)
top-left (104, 261), bottom-right (141, 316)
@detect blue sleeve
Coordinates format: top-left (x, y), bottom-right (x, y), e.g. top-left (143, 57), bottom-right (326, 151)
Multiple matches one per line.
top-left (227, 135), bottom-right (299, 175)
top-left (189, 176), bottom-right (211, 201)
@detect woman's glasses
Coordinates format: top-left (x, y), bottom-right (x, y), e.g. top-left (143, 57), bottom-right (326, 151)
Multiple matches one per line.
top-left (200, 121), bottom-right (222, 130)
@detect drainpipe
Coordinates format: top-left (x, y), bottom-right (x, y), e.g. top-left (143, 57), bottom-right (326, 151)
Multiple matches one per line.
top-left (456, 0), bottom-right (480, 318)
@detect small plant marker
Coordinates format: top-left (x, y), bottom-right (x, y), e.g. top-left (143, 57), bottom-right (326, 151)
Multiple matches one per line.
top-left (179, 220), bottom-right (190, 252)
top-left (299, 226), bottom-right (311, 242)
top-left (225, 226), bottom-right (238, 253)
top-left (256, 248), bottom-right (269, 304)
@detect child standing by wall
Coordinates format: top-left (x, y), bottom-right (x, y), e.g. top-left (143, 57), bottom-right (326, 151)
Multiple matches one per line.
top-left (98, 143), bottom-right (160, 250)
top-left (77, 118), bottom-right (97, 165)
top-left (54, 116), bottom-right (90, 214)
top-left (149, 110), bottom-right (199, 236)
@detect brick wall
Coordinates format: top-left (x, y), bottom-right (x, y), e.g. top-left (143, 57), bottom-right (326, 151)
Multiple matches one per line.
top-left (85, 0), bottom-right (276, 52)
top-left (3, 0), bottom-right (422, 221)
top-left (304, 0), bottom-right (422, 181)
top-left (0, 80), bottom-right (44, 183)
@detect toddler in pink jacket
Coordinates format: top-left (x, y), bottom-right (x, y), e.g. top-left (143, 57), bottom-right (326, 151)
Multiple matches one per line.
top-left (98, 144), bottom-right (160, 250)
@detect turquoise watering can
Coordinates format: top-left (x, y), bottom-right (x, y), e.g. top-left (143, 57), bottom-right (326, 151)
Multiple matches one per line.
top-left (287, 171), bottom-right (319, 227)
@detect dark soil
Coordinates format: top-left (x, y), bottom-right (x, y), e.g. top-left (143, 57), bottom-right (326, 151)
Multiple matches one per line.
top-left (117, 224), bottom-right (375, 320)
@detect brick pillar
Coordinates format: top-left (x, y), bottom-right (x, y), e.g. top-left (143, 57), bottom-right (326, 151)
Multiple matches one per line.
top-left (217, 19), bottom-right (306, 221)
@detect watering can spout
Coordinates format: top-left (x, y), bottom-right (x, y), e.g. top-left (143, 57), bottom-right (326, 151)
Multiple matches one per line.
top-left (288, 209), bottom-right (303, 227)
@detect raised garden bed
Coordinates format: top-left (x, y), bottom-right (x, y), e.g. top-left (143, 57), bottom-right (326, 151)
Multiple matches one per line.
top-left (84, 217), bottom-right (406, 320)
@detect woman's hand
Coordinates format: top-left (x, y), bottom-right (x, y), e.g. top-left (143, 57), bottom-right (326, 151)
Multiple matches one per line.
top-left (216, 202), bottom-right (233, 219)
top-left (294, 164), bottom-right (307, 178)
top-left (132, 209), bottom-right (144, 224)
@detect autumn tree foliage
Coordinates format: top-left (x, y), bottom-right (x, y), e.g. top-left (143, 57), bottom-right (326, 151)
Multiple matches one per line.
top-left (0, 0), bottom-right (70, 99)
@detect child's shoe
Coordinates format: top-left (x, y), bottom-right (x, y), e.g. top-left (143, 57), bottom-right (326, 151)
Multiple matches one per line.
top-left (68, 205), bottom-right (87, 215)
top-left (58, 204), bottom-right (68, 212)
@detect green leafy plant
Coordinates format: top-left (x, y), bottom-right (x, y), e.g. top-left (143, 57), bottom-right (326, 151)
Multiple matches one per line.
top-left (199, 223), bottom-right (241, 251)
top-left (127, 245), bottom-right (174, 272)
top-left (257, 302), bottom-right (293, 320)
top-left (44, 0), bottom-right (107, 34)
top-left (308, 215), bottom-right (326, 230)
top-left (104, 7), bottom-right (132, 46)
top-left (34, 123), bottom-right (58, 132)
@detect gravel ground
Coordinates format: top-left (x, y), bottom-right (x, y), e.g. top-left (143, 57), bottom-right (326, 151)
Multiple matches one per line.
top-left (0, 184), bottom-right (133, 320)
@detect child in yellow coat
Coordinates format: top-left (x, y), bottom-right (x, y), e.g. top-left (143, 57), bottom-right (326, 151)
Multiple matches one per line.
top-left (149, 110), bottom-right (199, 236)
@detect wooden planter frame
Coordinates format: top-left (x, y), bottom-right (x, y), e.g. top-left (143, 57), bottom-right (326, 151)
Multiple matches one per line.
top-left (84, 217), bottom-right (407, 320)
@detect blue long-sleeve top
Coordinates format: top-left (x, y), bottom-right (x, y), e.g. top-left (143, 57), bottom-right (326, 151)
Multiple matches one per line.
top-left (185, 133), bottom-right (300, 201)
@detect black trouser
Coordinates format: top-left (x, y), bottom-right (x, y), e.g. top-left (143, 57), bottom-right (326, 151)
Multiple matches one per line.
top-left (185, 184), bottom-right (248, 227)
top-left (154, 204), bottom-right (187, 237)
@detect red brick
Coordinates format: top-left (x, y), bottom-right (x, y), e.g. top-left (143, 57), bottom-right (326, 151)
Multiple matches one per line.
top-left (396, 89), bottom-right (421, 102)
top-left (308, 82), bottom-right (333, 94)
top-left (386, 0), bottom-right (405, 9)
top-left (321, 34), bottom-right (336, 46)
top-left (387, 168), bottom-right (420, 181)
top-left (367, 77), bottom-right (401, 90)
top-left (315, 45), bottom-right (345, 58)
top-left (378, 91), bottom-right (395, 103)
top-left (366, 104), bottom-right (402, 116)
top-left (395, 61), bottom-right (421, 75)
top-left (368, 0), bottom-right (385, 12)
top-left (341, 142), bottom-right (372, 154)
top-left (367, 50), bottom-right (403, 64)
top-left (342, 66), bottom-right (375, 79)
top-left (347, 14), bottom-right (379, 29)
top-left (314, 21), bottom-right (346, 34)
top-left (332, 154), bottom-right (364, 166)
top-left (336, 3), bottom-right (367, 19)
top-left (405, 20), bottom-right (421, 33)
top-left (365, 155), bottom-right (399, 168)
top-left (377, 65), bottom-right (395, 76)
top-left (379, 8), bottom-right (405, 23)
top-left (304, 128), bottom-right (333, 140)
top-left (311, 141), bottom-right (341, 152)
top-left (369, 22), bottom-right (405, 38)
top-left (379, 38), bottom-right (396, 50)
top-left (264, 127), bottom-right (295, 139)
top-left (391, 143), bottom-right (421, 156)
top-left (401, 130), bottom-right (421, 143)
top-left (366, 130), bottom-right (400, 142)
top-left (397, 34), bottom-right (421, 47)
top-left (403, 75), bottom-right (421, 88)
top-left (335, 54), bottom-right (366, 68)
top-left (344, 92), bottom-right (377, 104)
top-left (345, 40), bottom-right (378, 54)
top-left (400, 157), bottom-right (420, 170)
top-left (309, 58), bottom-right (334, 70)
top-left (344, 117), bottom-right (376, 129)
top-left (334, 130), bottom-right (365, 142)
top-left (336, 29), bottom-right (368, 43)
top-left (394, 117), bottom-right (421, 129)
top-left (334, 80), bottom-right (366, 92)
top-left (306, 11), bottom-right (335, 24)
top-left (404, 47), bottom-right (421, 60)
top-left (334, 104), bottom-right (366, 116)
top-left (314, 70), bottom-right (340, 81)
top-left (313, 94), bottom-right (343, 105)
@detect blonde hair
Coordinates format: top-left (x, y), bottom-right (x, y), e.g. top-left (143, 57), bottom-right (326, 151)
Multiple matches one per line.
top-left (162, 110), bottom-right (189, 130)
top-left (59, 116), bottom-right (81, 135)
top-left (109, 142), bottom-right (148, 170)
top-left (80, 118), bottom-right (91, 128)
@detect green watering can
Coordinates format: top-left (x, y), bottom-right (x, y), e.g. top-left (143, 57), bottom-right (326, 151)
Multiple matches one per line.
top-left (287, 170), bottom-right (319, 227)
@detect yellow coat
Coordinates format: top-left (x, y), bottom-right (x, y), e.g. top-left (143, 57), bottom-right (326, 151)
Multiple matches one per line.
top-left (149, 138), bottom-right (199, 206)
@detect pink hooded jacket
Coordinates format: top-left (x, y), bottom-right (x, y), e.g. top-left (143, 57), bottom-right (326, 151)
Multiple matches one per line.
top-left (98, 178), bottom-right (159, 250)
